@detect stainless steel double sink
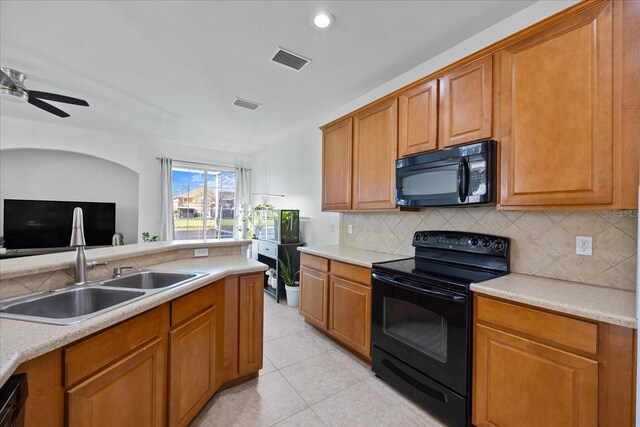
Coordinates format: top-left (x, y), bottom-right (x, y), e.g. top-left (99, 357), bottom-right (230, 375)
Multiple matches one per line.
top-left (0, 271), bottom-right (207, 325)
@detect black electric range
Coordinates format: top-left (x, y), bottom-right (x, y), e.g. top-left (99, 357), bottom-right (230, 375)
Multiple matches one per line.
top-left (371, 230), bottom-right (510, 427)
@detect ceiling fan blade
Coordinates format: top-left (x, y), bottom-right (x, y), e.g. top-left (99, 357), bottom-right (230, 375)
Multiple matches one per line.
top-left (28, 90), bottom-right (89, 106)
top-left (28, 97), bottom-right (70, 118)
top-left (0, 69), bottom-right (17, 90)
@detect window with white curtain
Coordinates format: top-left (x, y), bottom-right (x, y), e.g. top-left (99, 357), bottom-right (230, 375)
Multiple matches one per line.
top-left (171, 163), bottom-right (236, 239)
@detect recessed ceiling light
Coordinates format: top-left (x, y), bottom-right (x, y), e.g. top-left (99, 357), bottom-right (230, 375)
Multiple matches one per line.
top-left (312, 12), bottom-right (334, 29)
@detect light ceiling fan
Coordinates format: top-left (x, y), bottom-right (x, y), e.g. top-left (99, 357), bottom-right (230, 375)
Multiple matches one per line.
top-left (0, 67), bottom-right (89, 118)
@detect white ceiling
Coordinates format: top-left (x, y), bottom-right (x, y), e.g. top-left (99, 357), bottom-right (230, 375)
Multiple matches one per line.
top-left (0, 1), bottom-right (536, 154)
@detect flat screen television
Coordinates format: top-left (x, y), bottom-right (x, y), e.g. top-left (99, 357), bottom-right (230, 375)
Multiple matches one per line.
top-left (3, 199), bottom-right (116, 249)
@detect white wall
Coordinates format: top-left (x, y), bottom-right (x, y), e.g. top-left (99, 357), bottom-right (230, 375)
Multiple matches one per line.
top-left (0, 149), bottom-right (139, 244)
top-left (251, 0), bottom-right (578, 247)
top-left (251, 125), bottom-right (340, 246)
top-left (0, 116), bottom-right (248, 242)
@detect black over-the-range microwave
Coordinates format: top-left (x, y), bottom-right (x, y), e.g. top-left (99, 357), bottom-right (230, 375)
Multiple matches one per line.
top-left (395, 140), bottom-right (496, 207)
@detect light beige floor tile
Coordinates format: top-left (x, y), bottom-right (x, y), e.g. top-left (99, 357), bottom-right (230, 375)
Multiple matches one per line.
top-left (272, 408), bottom-right (327, 427)
top-left (191, 371), bottom-right (308, 427)
top-left (264, 330), bottom-right (338, 369)
top-left (263, 314), bottom-right (310, 342)
top-left (312, 377), bottom-right (446, 427)
top-left (260, 354), bottom-right (277, 377)
top-left (280, 349), bottom-right (373, 405)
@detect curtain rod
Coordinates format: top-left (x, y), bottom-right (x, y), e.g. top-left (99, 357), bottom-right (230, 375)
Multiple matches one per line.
top-left (155, 157), bottom-right (250, 171)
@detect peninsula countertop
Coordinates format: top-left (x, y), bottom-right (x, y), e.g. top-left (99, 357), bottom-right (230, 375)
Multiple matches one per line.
top-left (0, 255), bottom-right (267, 387)
top-left (0, 238), bottom-right (252, 279)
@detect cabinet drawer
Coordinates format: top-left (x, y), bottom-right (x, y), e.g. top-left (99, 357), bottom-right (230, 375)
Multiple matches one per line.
top-left (258, 241), bottom-right (277, 259)
top-left (476, 296), bottom-right (598, 356)
top-left (330, 261), bottom-right (371, 286)
top-left (64, 305), bottom-right (168, 387)
top-left (300, 253), bottom-right (329, 272)
top-left (172, 281), bottom-right (219, 326)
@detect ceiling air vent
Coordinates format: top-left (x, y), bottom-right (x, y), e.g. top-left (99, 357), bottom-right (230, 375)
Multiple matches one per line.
top-left (271, 48), bottom-right (310, 71)
top-left (233, 97), bottom-right (261, 110)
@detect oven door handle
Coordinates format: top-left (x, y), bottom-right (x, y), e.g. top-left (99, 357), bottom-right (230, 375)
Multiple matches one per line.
top-left (372, 272), bottom-right (467, 302)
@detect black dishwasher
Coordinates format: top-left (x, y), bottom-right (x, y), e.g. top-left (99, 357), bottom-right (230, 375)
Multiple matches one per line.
top-left (0, 374), bottom-right (28, 427)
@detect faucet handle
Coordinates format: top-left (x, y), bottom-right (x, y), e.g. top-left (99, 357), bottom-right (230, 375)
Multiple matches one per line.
top-left (112, 266), bottom-right (134, 278)
top-left (87, 260), bottom-right (107, 270)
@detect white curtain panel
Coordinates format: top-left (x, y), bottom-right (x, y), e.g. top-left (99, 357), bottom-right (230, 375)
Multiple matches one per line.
top-left (235, 167), bottom-right (251, 238)
top-left (159, 157), bottom-right (174, 241)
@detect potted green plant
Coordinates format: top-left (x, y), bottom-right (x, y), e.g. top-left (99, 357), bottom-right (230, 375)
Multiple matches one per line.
top-left (278, 251), bottom-right (299, 307)
top-left (141, 232), bottom-right (158, 243)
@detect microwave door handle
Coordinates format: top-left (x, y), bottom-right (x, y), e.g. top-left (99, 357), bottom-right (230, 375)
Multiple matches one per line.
top-left (457, 159), bottom-right (468, 202)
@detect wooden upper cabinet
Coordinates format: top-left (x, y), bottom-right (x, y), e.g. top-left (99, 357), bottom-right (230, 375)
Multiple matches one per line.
top-left (439, 55), bottom-right (492, 148)
top-left (500, 2), bottom-right (614, 207)
top-left (353, 98), bottom-right (398, 210)
top-left (322, 118), bottom-right (353, 211)
top-left (398, 80), bottom-right (438, 156)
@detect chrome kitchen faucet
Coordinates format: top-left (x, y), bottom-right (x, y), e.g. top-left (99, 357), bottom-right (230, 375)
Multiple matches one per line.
top-left (70, 207), bottom-right (107, 284)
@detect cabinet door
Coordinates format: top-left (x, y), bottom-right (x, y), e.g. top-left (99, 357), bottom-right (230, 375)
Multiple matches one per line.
top-left (322, 118), bottom-right (353, 211)
top-left (473, 324), bottom-right (598, 427)
top-left (439, 55), bottom-right (492, 147)
top-left (398, 80), bottom-right (438, 156)
top-left (353, 98), bottom-right (398, 210)
top-left (67, 338), bottom-right (166, 427)
top-left (238, 274), bottom-right (264, 376)
top-left (500, 3), bottom-right (613, 207)
top-left (299, 266), bottom-right (329, 330)
top-left (328, 276), bottom-right (371, 359)
top-left (168, 307), bottom-right (217, 427)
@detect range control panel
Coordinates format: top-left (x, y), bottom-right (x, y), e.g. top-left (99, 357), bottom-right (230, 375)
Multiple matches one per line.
top-left (413, 230), bottom-right (508, 256)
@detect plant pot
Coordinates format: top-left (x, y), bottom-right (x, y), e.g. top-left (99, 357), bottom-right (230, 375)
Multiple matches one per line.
top-left (285, 283), bottom-right (300, 307)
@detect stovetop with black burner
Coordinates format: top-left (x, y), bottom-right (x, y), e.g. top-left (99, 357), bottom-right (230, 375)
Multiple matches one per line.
top-left (372, 230), bottom-right (510, 293)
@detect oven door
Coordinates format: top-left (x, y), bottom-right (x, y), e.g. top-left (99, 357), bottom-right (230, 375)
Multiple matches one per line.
top-left (371, 272), bottom-right (469, 395)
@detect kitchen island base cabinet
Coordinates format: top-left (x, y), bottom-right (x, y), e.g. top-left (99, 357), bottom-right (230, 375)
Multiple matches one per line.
top-left (168, 307), bottom-right (219, 427)
top-left (12, 274), bottom-right (265, 427)
top-left (67, 338), bottom-right (166, 427)
top-left (238, 274), bottom-right (264, 376)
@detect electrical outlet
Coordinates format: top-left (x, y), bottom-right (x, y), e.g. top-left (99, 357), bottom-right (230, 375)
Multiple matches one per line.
top-left (576, 236), bottom-right (592, 256)
top-left (194, 248), bottom-right (208, 257)
top-left (348, 224), bottom-right (353, 234)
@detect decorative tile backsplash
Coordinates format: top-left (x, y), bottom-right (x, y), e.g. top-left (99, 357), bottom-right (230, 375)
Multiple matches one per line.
top-left (0, 245), bottom-right (242, 299)
top-left (340, 208), bottom-right (638, 291)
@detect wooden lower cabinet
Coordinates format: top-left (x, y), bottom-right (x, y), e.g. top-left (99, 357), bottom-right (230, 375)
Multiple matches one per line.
top-left (67, 338), bottom-right (166, 427)
top-left (299, 254), bottom-right (372, 360)
top-left (473, 295), bottom-right (636, 427)
top-left (15, 275), bottom-right (265, 427)
top-left (474, 325), bottom-right (598, 426)
top-left (238, 273), bottom-right (264, 376)
top-left (168, 307), bottom-right (218, 427)
top-left (299, 266), bottom-right (330, 329)
top-left (328, 276), bottom-right (371, 358)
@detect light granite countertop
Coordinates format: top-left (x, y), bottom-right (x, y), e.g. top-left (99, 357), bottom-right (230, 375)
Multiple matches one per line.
top-left (0, 255), bottom-right (267, 387)
top-left (297, 245), bottom-right (406, 268)
top-left (471, 273), bottom-right (637, 329)
top-left (0, 238), bottom-right (252, 279)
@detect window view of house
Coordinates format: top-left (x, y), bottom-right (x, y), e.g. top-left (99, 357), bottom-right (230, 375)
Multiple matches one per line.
top-left (172, 165), bottom-right (236, 239)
